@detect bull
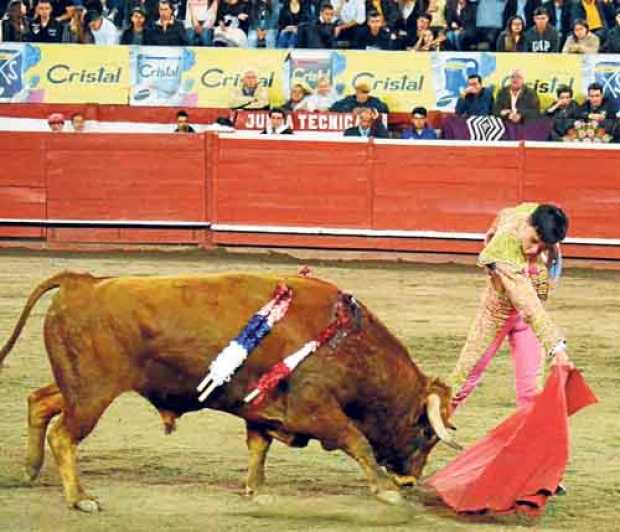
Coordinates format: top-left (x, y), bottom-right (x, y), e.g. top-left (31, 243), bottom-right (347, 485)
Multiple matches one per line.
top-left (0, 271), bottom-right (458, 512)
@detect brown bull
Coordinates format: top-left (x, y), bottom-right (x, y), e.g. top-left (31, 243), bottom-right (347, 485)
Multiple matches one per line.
top-left (0, 271), bottom-right (457, 512)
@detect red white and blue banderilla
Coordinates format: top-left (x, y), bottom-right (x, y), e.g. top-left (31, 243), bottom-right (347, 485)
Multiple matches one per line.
top-left (196, 283), bottom-right (293, 402)
top-left (244, 297), bottom-right (354, 406)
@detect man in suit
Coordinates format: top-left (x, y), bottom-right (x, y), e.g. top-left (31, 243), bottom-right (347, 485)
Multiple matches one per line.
top-left (261, 108), bottom-right (294, 135)
top-left (343, 107), bottom-right (389, 138)
top-left (493, 69), bottom-right (540, 124)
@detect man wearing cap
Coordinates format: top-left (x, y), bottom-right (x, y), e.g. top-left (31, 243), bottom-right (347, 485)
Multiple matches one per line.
top-left (121, 6), bottom-right (151, 44)
top-left (330, 81), bottom-right (389, 114)
top-left (47, 113), bottom-right (65, 132)
top-left (401, 106), bottom-right (438, 139)
top-left (85, 9), bottom-right (120, 44)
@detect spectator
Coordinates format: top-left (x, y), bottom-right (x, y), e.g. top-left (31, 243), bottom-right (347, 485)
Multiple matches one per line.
top-left (85, 9), bottom-right (119, 43)
top-left (1, 0), bottom-right (30, 42)
top-left (296, 2), bottom-right (337, 48)
top-left (545, 85), bottom-right (579, 140)
top-left (248, 0), bottom-right (277, 47)
top-left (473, 0), bottom-right (504, 50)
top-left (121, 5), bottom-right (150, 43)
top-left (282, 83), bottom-right (311, 112)
top-left (502, 0), bottom-right (541, 30)
top-left (330, 80), bottom-right (389, 114)
top-left (570, 0), bottom-right (612, 41)
top-left (601, 8), bottom-right (620, 52)
top-left (277, 0), bottom-right (309, 48)
top-left (496, 15), bottom-right (527, 51)
top-left (343, 107), bottom-right (389, 137)
top-left (365, 0), bottom-right (399, 30)
top-left (394, 0), bottom-right (423, 49)
top-left (174, 110), bottom-right (196, 132)
top-left (213, 0), bottom-right (249, 45)
top-left (150, 0), bottom-right (189, 45)
top-left (562, 19), bottom-right (600, 53)
top-left (404, 13), bottom-right (432, 48)
top-left (413, 26), bottom-right (446, 49)
top-left (401, 106), bottom-right (438, 139)
top-left (352, 10), bottom-right (395, 49)
top-left (445, 0), bottom-right (477, 50)
top-left (305, 77), bottom-right (338, 111)
top-left (261, 108), bottom-right (294, 134)
top-left (578, 82), bottom-right (619, 138)
top-left (123, 0), bottom-right (160, 24)
top-left (185, 0), bottom-right (218, 46)
top-left (63, 6), bottom-right (95, 42)
top-left (47, 113), bottom-right (65, 132)
top-left (230, 69), bottom-right (270, 109)
top-left (426, 0), bottom-right (448, 35)
top-left (27, 0), bottom-right (63, 42)
top-left (90, 0), bottom-right (123, 28)
top-left (542, 0), bottom-right (571, 47)
top-left (332, 0), bottom-right (366, 44)
top-left (71, 112), bottom-right (86, 132)
top-left (493, 69), bottom-right (541, 124)
top-left (455, 74), bottom-right (494, 116)
top-left (525, 6), bottom-right (559, 51)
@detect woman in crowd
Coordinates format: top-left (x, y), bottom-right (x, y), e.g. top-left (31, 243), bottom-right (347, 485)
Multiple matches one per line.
top-left (282, 83), bottom-right (311, 112)
top-left (185, 0), bottom-right (218, 46)
top-left (413, 27), bottom-right (446, 50)
top-left (277, 0), bottom-right (308, 48)
top-left (445, 0), bottom-right (476, 50)
top-left (120, 5), bottom-right (151, 44)
top-left (248, 0), bottom-right (277, 47)
top-left (496, 15), bottom-right (527, 52)
top-left (0, 0), bottom-right (30, 42)
top-left (426, 0), bottom-right (447, 36)
top-left (62, 5), bottom-right (94, 43)
top-left (562, 19), bottom-right (600, 53)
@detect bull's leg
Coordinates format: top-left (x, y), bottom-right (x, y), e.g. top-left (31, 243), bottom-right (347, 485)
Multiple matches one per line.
top-left (285, 389), bottom-right (401, 504)
top-left (25, 383), bottom-right (64, 482)
top-left (244, 424), bottom-right (273, 496)
top-left (47, 395), bottom-right (114, 512)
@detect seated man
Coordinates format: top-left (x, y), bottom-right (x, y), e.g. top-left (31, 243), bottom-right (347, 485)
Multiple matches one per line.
top-left (174, 110), bottom-right (196, 133)
top-left (352, 10), bottom-right (395, 50)
top-left (330, 81), bottom-right (389, 114)
top-left (578, 82), bottom-right (619, 139)
top-left (544, 85), bottom-right (579, 140)
top-left (525, 7), bottom-right (560, 52)
top-left (297, 2), bottom-right (337, 49)
top-left (149, 0), bottom-right (189, 46)
top-left (261, 108), bottom-right (294, 134)
top-left (493, 69), bottom-right (540, 124)
top-left (230, 70), bottom-right (270, 110)
top-left (343, 107), bottom-right (389, 138)
top-left (455, 74), bottom-right (494, 117)
top-left (401, 106), bottom-right (438, 140)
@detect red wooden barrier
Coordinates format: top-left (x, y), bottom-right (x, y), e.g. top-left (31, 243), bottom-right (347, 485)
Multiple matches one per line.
top-left (1, 132), bottom-right (619, 260)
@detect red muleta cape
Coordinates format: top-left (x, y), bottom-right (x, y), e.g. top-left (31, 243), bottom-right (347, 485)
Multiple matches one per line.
top-left (425, 365), bottom-right (598, 516)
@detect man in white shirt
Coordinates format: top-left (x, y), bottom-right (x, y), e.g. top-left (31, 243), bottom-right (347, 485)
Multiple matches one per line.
top-left (86, 10), bottom-right (120, 45)
top-left (331, 0), bottom-right (366, 42)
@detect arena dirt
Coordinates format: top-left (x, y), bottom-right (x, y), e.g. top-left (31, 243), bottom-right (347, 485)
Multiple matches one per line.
top-left (0, 249), bottom-right (618, 531)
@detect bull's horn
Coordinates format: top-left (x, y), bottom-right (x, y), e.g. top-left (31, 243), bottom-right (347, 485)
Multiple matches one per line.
top-left (426, 394), bottom-right (463, 451)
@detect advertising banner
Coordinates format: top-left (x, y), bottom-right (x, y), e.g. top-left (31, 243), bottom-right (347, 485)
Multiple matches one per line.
top-left (0, 44), bottom-right (129, 104)
top-left (582, 54), bottom-right (620, 112)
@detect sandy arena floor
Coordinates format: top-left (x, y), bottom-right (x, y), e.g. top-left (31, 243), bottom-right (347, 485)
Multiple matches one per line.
top-left (0, 249), bottom-right (618, 531)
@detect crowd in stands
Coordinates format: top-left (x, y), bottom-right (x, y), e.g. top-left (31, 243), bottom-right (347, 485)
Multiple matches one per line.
top-left (1, 0), bottom-right (620, 52)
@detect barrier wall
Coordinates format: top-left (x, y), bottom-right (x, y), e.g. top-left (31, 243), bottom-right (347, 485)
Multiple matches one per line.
top-left (1, 132), bottom-right (620, 259)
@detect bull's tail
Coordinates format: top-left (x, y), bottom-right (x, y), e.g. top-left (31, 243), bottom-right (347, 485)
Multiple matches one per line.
top-left (0, 271), bottom-right (89, 365)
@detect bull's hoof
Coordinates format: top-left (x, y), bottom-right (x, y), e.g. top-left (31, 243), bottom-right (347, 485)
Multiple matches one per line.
top-left (376, 490), bottom-right (403, 505)
top-left (23, 468), bottom-right (40, 484)
top-left (252, 493), bottom-right (278, 506)
top-left (75, 499), bottom-right (101, 513)
top-left (391, 474), bottom-right (417, 488)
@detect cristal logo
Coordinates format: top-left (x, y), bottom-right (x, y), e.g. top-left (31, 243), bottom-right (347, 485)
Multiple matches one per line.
top-left (47, 64), bottom-right (122, 84)
top-left (138, 61), bottom-right (180, 79)
top-left (351, 72), bottom-right (425, 92)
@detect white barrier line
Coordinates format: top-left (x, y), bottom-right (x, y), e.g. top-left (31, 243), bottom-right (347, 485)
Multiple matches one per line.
top-left (212, 223), bottom-right (620, 246)
top-left (0, 218), bottom-right (211, 228)
top-left (2, 219), bottom-right (619, 246)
